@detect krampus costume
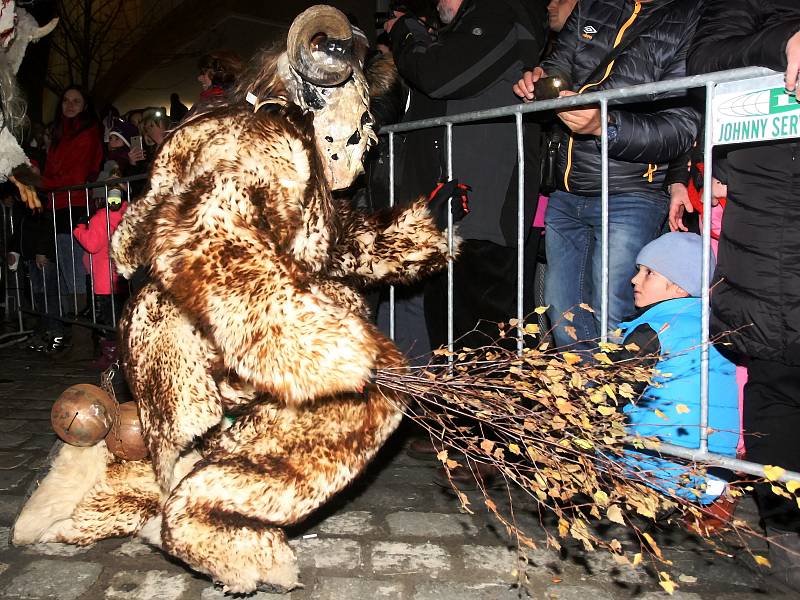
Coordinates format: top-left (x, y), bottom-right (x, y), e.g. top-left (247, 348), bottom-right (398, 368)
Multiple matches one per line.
top-left (13, 6), bottom-right (457, 593)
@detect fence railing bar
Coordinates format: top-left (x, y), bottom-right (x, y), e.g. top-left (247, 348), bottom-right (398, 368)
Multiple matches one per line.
top-left (103, 185), bottom-right (116, 324)
top-left (85, 188), bottom-right (96, 324)
top-left (67, 190), bottom-right (78, 316)
top-left (381, 67), bottom-right (774, 135)
top-left (600, 98), bottom-right (610, 344)
top-left (388, 131), bottom-right (395, 341)
top-left (446, 123), bottom-right (454, 362)
top-left (699, 82), bottom-right (716, 453)
top-left (515, 113), bottom-right (525, 353)
top-left (634, 438), bottom-right (800, 484)
top-left (49, 194), bottom-right (60, 317)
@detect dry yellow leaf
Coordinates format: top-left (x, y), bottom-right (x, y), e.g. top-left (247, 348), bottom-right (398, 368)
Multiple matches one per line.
top-left (754, 555), bottom-right (772, 568)
top-left (593, 490), bottom-right (609, 506)
top-left (563, 310), bottom-right (575, 322)
top-left (508, 443), bottom-right (521, 455)
top-left (446, 459), bottom-right (459, 469)
top-left (437, 450), bottom-right (449, 463)
top-left (534, 305), bottom-right (549, 314)
top-left (643, 532), bottom-right (663, 558)
top-left (764, 465), bottom-right (786, 481)
top-left (524, 323), bottom-right (540, 334)
top-left (480, 439), bottom-right (495, 453)
top-left (593, 352), bottom-right (613, 365)
top-left (565, 326), bottom-right (577, 340)
top-left (787, 480), bottom-right (800, 493)
top-left (654, 409), bottom-right (667, 419)
top-left (579, 303), bottom-right (595, 313)
top-left (676, 404), bottom-right (690, 414)
top-left (597, 405), bottom-right (616, 416)
top-left (659, 572), bottom-right (676, 595)
top-left (632, 553), bottom-right (642, 567)
top-left (606, 504), bottom-right (625, 524)
top-left (563, 351), bottom-right (582, 365)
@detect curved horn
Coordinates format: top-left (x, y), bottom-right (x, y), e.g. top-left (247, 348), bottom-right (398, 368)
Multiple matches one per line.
top-left (287, 5), bottom-right (353, 87)
top-left (31, 17), bottom-right (58, 42)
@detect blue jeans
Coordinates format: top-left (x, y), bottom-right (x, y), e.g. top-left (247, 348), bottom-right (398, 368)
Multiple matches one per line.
top-left (544, 190), bottom-right (668, 351)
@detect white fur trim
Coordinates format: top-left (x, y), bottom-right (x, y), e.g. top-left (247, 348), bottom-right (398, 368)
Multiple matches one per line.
top-left (12, 442), bottom-right (109, 545)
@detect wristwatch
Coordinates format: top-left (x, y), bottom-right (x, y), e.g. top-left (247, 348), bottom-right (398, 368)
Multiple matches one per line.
top-left (606, 114), bottom-right (619, 142)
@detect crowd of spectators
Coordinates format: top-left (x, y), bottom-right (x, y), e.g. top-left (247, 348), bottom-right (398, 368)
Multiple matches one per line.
top-left (2, 48), bottom-right (243, 359)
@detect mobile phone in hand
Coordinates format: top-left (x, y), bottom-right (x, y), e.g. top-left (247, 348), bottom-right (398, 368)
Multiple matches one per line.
top-left (131, 135), bottom-right (143, 152)
top-left (534, 75), bottom-right (571, 101)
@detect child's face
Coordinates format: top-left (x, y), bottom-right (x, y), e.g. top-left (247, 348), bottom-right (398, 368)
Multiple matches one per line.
top-left (108, 136), bottom-right (125, 151)
top-left (631, 265), bottom-right (688, 308)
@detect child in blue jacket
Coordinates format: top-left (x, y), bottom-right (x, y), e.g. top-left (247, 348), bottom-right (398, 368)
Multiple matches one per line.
top-left (615, 232), bottom-right (739, 505)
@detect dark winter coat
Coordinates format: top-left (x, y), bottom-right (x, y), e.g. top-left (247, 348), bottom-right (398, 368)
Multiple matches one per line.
top-left (541, 0), bottom-right (701, 197)
top-left (390, 0), bottom-right (548, 247)
top-left (688, 0), bottom-right (800, 364)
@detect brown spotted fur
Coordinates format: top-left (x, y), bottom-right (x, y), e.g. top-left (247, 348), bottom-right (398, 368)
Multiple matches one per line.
top-left (15, 42), bottom-right (455, 594)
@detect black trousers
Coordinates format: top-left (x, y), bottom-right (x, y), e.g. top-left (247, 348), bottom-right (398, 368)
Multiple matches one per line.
top-left (745, 358), bottom-right (800, 533)
top-left (424, 239), bottom-right (520, 351)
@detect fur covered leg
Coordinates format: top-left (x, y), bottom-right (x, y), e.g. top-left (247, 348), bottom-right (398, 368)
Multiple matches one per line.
top-left (120, 284), bottom-right (225, 491)
top-left (12, 442), bottom-right (162, 546)
top-left (161, 384), bottom-right (405, 593)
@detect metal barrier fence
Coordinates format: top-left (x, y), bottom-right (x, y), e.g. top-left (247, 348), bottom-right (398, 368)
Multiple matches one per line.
top-left (1, 67), bottom-right (797, 485)
top-left (0, 174), bottom-right (146, 337)
top-left (381, 65), bottom-right (800, 484)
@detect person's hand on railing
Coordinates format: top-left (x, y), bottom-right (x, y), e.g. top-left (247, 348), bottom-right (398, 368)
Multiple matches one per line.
top-left (34, 254), bottom-right (48, 270)
top-left (668, 182), bottom-right (693, 232)
top-left (785, 31), bottom-right (800, 94)
top-left (555, 90), bottom-right (603, 136)
top-left (513, 67), bottom-right (545, 103)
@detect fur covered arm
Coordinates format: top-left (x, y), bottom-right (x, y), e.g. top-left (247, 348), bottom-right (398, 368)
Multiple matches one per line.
top-left (150, 225), bottom-right (385, 407)
top-left (329, 196), bottom-right (458, 285)
top-left (111, 193), bottom-right (156, 278)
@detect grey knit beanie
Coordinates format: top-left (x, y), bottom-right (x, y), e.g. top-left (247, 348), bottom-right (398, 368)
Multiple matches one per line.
top-left (635, 232), bottom-right (716, 297)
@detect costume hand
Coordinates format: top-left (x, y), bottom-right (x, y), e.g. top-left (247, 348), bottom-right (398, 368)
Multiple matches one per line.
top-left (75, 214), bottom-right (91, 228)
top-left (428, 179), bottom-right (470, 231)
top-left (785, 31), bottom-right (800, 93)
top-left (9, 175), bottom-right (41, 213)
top-left (556, 90), bottom-right (602, 136)
top-left (35, 254), bottom-right (48, 269)
top-left (384, 10), bottom-right (406, 33)
top-left (668, 183), bottom-right (692, 232)
top-left (513, 66), bottom-right (545, 103)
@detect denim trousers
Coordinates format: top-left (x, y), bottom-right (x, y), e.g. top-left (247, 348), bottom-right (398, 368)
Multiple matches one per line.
top-left (544, 190), bottom-right (667, 350)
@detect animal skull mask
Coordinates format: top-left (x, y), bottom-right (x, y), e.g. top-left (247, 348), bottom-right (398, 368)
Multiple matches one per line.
top-left (278, 6), bottom-right (375, 190)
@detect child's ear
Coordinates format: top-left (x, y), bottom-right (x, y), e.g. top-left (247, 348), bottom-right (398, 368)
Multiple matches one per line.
top-left (671, 283), bottom-right (690, 298)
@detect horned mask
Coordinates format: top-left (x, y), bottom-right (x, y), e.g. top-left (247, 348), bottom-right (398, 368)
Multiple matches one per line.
top-left (278, 6), bottom-right (375, 191)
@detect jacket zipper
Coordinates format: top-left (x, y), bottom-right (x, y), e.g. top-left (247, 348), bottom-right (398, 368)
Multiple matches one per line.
top-left (563, 1), bottom-right (642, 192)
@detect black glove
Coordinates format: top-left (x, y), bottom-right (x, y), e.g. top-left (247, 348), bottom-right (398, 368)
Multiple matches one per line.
top-left (75, 214), bottom-right (91, 227)
top-left (427, 179), bottom-right (470, 231)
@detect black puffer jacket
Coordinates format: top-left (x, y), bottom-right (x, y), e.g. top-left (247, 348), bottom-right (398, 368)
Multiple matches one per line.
top-left (390, 0), bottom-right (548, 247)
top-left (541, 0), bottom-right (701, 197)
top-left (688, 0), bottom-right (800, 365)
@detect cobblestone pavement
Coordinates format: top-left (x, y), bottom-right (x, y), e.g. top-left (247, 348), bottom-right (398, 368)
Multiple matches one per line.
top-left (0, 339), bottom-right (795, 599)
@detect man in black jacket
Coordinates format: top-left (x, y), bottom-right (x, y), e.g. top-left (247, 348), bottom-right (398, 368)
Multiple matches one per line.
top-left (386, 0), bottom-right (548, 351)
top-left (688, 0), bottom-right (800, 587)
top-left (513, 0), bottom-right (701, 351)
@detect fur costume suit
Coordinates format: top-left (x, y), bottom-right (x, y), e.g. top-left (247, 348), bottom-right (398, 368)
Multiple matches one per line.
top-left (12, 7), bottom-right (457, 594)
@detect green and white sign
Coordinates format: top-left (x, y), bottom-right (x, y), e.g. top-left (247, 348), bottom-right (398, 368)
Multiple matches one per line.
top-left (712, 73), bottom-right (800, 145)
